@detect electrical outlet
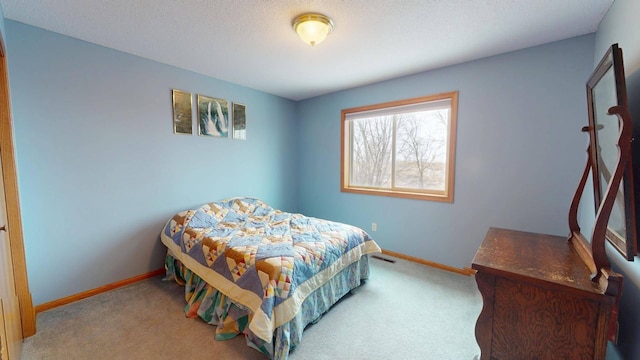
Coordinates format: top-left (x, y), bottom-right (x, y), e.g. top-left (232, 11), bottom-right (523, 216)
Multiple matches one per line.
top-left (371, 223), bottom-right (377, 232)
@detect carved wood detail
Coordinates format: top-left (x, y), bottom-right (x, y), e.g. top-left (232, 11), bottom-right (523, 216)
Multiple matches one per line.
top-left (491, 278), bottom-right (600, 359)
top-left (473, 271), bottom-right (495, 357)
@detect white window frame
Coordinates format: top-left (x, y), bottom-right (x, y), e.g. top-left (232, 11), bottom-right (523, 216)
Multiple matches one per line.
top-left (340, 91), bottom-right (458, 202)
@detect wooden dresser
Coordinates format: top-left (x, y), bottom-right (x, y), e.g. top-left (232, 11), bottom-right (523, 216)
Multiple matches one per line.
top-left (472, 227), bottom-right (617, 360)
top-left (470, 44), bottom-right (637, 360)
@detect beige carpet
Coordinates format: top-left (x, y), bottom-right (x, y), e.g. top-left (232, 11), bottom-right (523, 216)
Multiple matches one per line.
top-left (22, 255), bottom-right (482, 359)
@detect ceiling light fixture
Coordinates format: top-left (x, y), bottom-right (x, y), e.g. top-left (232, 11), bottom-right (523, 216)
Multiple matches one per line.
top-left (292, 13), bottom-right (334, 46)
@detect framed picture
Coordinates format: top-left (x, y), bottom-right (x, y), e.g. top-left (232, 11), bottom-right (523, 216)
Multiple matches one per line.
top-left (232, 103), bottom-right (247, 140)
top-left (197, 95), bottom-right (229, 137)
top-left (172, 89), bottom-right (193, 135)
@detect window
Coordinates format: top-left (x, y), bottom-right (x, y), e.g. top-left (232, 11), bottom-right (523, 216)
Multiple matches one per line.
top-left (341, 91), bottom-right (458, 202)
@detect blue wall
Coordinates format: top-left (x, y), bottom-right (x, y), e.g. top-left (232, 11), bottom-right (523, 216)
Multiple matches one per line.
top-left (0, 6), bottom-right (4, 39)
top-left (591, 0), bottom-right (640, 359)
top-left (296, 35), bottom-right (596, 269)
top-left (5, 21), bottom-right (298, 305)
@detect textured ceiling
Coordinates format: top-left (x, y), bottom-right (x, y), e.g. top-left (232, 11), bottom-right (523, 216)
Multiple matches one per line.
top-left (0, 0), bottom-right (613, 101)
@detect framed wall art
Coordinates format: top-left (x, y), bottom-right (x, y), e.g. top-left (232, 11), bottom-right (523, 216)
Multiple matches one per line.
top-left (197, 94), bottom-right (229, 137)
top-left (172, 89), bottom-right (193, 135)
top-left (232, 102), bottom-right (247, 140)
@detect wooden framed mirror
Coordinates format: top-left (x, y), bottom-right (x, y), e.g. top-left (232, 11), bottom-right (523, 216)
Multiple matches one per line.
top-left (586, 43), bottom-right (637, 260)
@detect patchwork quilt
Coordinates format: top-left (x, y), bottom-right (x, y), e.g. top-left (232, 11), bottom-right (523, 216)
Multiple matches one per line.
top-left (160, 197), bottom-right (381, 343)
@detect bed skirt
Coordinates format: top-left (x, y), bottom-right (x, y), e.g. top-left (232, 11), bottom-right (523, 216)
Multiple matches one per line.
top-left (164, 252), bottom-right (371, 359)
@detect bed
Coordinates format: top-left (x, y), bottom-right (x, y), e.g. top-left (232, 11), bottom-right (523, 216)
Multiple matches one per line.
top-left (160, 197), bottom-right (381, 359)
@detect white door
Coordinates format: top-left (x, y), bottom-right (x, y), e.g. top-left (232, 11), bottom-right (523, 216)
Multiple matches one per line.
top-left (0, 150), bottom-right (22, 359)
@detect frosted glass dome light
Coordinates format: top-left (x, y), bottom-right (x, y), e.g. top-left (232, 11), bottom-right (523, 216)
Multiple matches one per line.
top-left (292, 13), bottom-right (334, 46)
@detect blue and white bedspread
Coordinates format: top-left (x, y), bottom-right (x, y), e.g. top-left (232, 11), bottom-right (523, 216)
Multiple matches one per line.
top-left (160, 197), bottom-right (381, 343)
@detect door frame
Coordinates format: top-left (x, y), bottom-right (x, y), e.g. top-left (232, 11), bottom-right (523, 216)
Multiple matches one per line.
top-left (0, 29), bottom-right (36, 338)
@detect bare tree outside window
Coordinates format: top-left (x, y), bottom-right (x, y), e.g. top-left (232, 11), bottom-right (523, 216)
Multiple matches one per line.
top-left (395, 109), bottom-right (449, 190)
top-left (351, 116), bottom-right (393, 187)
top-left (341, 92), bottom-right (458, 202)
